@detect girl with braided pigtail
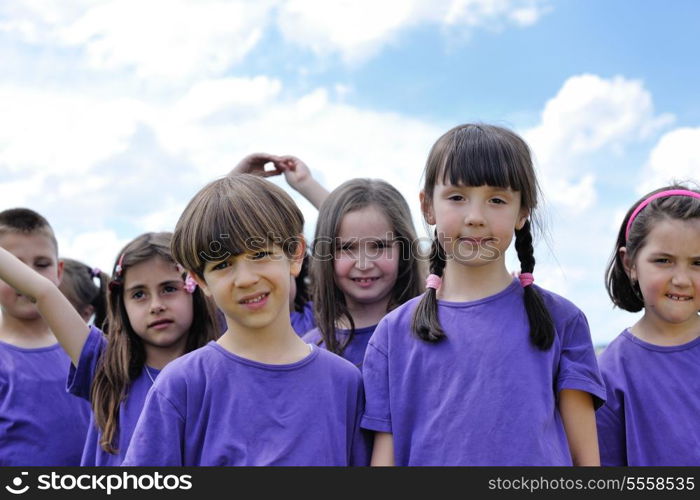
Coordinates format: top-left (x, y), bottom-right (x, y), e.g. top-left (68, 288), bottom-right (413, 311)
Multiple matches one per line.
top-left (362, 123), bottom-right (606, 466)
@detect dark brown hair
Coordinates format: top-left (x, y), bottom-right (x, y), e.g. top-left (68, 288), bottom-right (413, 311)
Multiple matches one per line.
top-left (58, 258), bottom-right (110, 330)
top-left (171, 175), bottom-right (304, 279)
top-left (311, 178), bottom-right (424, 355)
top-left (605, 184), bottom-right (700, 312)
top-left (412, 123), bottom-right (554, 349)
top-left (91, 232), bottom-right (218, 454)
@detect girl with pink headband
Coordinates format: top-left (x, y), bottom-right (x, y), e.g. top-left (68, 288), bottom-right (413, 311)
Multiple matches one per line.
top-left (361, 123), bottom-right (605, 465)
top-left (599, 184), bottom-right (700, 465)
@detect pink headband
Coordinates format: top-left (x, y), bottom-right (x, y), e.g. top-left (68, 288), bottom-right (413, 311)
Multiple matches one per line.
top-left (625, 189), bottom-right (700, 241)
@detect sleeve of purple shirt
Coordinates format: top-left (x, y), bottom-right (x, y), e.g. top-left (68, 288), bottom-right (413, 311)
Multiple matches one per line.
top-left (66, 326), bottom-right (106, 401)
top-left (554, 311), bottom-right (606, 409)
top-left (360, 320), bottom-right (392, 433)
top-left (121, 383), bottom-right (185, 466)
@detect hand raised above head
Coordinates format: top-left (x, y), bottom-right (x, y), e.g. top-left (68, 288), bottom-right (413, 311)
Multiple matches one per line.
top-left (277, 155), bottom-right (312, 188)
top-left (229, 152), bottom-right (285, 178)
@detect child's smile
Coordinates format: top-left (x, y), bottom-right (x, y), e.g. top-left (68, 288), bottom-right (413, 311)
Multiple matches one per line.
top-left (626, 218), bottom-right (700, 336)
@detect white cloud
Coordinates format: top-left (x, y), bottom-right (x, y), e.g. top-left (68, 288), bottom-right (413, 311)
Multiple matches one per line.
top-left (0, 85), bottom-right (145, 175)
top-left (278, 0), bottom-right (551, 63)
top-left (637, 127), bottom-right (700, 193)
top-left (2, 0), bottom-right (273, 81)
top-left (525, 74), bottom-right (674, 213)
top-left (58, 230), bottom-right (130, 277)
top-left (2, 0), bottom-right (550, 78)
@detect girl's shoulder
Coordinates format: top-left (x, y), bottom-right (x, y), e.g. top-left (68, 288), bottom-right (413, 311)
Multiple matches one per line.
top-left (384, 294), bottom-right (424, 324)
top-left (530, 284), bottom-right (588, 326)
top-left (313, 347), bottom-right (363, 382)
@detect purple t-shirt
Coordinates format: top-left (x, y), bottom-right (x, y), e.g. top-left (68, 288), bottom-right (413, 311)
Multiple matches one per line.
top-left (596, 329), bottom-right (700, 466)
top-left (361, 279), bottom-right (606, 466)
top-left (122, 341), bottom-right (370, 466)
top-left (302, 324), bottom-right (376, 369)
top-left (66, 326), bottom-right (160, 466)
top-left (291, 302), bottom-right (316, 337)
top-left (0, 340), bottom-right (90, 465)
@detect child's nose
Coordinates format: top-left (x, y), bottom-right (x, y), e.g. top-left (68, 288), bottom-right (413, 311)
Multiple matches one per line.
top-left (150, 298), bottom-right (166, 313)
top-left (671, 268), bottom-right (691, 288)
top-left (233, 261), bottom-right (260, 287)
top-left (354, 251), bottom-right (375, 271)
top-left (464, 205), bottom-right (486, 226)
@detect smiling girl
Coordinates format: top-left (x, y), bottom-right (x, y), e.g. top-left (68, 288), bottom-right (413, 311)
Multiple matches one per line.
top-left (0, 231), bottom-right (218, 465)
top-left (303, 179), bottom-right (423, 367)
top-left (599, 185), bottom-right (700, 465)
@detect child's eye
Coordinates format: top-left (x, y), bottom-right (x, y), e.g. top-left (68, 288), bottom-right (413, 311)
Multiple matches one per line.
top-left (447, 194), bottom-right (464, 202)
top-left (368, 241), bottom-right (387, 251)
top-left (212, 260), bottom-right (230, 271)
top-left (163, 285), bottom-right (179, 294)
top-left (653, 258), bottom-right (670, 264)
top-left (250, 251), bottom-right (272, 260)
top-left (131, 290), bottom-right (145, 300)
top-left (490, 198), bottom-right (506, 205)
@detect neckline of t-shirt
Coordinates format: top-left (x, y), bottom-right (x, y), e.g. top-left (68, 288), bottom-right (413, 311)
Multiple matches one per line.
top-left (435, 278), bottom-right (520, 308)
top-left (207, 340), bottom-right (320, 371)
top-left (622, 328), bottom-right (700, 352)
top-left (0, 339), bottom-right (62, 353)
top-left (334, 324), bottom-right (377, 336)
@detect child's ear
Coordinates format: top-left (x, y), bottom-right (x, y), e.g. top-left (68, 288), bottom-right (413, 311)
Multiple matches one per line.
top-left (420, 191), bottom-right (435, 225)
top-left (192, 273), bottom-right (212, 297)
top-left (290, 238), bottom-right (306, 278)
top-left (619, 247), bottom-right (636, 281)
top-left (56, 258), bottom-right (64, 285)
top-left (515, 209), bottom-right (529, 231)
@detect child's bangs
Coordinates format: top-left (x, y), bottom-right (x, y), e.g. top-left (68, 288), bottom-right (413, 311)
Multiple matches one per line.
top-left (439, 135), bottom-right (526, 193)
top-left (204, 196), bottom-right (296, 259)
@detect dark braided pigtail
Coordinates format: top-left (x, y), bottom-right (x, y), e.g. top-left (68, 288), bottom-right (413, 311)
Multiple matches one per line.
top-left (412, 232), bottom-right (447, 342)
top-left (514, 220), bottom-right (554, 350)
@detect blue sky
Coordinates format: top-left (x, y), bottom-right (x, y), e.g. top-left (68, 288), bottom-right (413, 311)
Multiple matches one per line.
top-left (1, 0), bottom-right (699, 345)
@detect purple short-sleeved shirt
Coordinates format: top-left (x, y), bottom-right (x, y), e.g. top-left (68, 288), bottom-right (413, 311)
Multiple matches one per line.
top-left (291, 302), bottom-right (316, 337)
top-left (66, 326), bottom-right (160, 466)
top-left (596, 329), bottom-right (700, 466)
top-left (122, 341), bottom-right (370, 466)
top-left (302, 324), bottom-right (376, 369)
top-left (0, 340), bottom-right (90, 465)
top-left (361, 280), bottom-right (606, 466)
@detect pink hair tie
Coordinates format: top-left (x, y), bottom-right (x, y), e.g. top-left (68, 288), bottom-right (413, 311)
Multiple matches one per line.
top-left (114, 254), bottom-right (125, 277)
top-left (519, 273), bottom-right (534, 288)
top-left (426, 274), bottom-right (442, 290)
top-left (625, 189), bottom-right (700, 241)
top-left (184, 273), bottom-right (198, 294)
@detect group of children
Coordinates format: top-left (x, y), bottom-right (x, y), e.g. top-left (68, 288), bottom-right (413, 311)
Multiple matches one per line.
top-left (0, 123), bottom-right (698, 466)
